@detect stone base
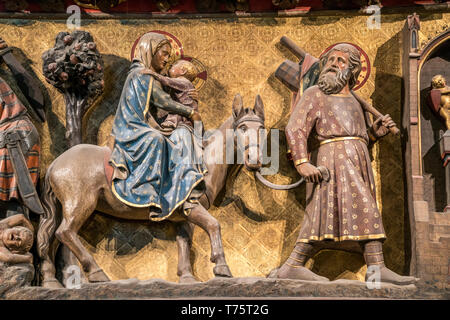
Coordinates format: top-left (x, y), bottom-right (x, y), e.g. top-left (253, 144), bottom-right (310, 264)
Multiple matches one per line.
top-left (3, 277), bottom-right (449, 300)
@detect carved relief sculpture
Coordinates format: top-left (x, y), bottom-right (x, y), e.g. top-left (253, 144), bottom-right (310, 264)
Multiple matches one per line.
top-left (37, 31), bottom-right (266, 288)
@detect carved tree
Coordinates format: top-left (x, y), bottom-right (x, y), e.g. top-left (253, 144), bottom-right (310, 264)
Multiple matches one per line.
top-left (42, 31), bottom-right (104, 148)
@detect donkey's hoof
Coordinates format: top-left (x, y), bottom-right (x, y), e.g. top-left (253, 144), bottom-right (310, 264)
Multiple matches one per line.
top-left (42, 279), bottom-right (64, 289)
top-left (88, 269), bottom-right (110, 283)
top-left (213, 264), bottom-right (232, 278)
top-left (179, 274), bottom-right (200, 284)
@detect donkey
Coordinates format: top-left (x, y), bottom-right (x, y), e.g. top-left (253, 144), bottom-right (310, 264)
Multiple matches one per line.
top-left (37, 94), bottom-right (265, 288)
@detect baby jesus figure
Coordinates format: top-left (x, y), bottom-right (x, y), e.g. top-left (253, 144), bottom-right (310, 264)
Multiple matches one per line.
top-left (0, 214), bottom-right (34, 265)
top-left (143, 59), bottom-right (199, 129)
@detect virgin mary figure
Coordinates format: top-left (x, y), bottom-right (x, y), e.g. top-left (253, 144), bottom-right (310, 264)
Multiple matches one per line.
top-left (109, 32), bottom-right (207, 221)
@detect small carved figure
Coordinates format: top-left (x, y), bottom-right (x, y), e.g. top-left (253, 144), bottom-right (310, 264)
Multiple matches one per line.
top-left (0, 214), bottom-right (34, 265)
top-left (42, 31), bottom-right (104, 147)
top-left (142, 59), bottom-right (199, 130)
top-left (429, 74), bottom-right (450, 130)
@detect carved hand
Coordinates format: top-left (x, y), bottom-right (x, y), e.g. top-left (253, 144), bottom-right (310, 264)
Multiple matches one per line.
top-left (191, 110), bottom-right (202, 122)
top-left (187, 89), bottom-right (199, 101)
top-left (24, 252), bottom-right (33, 264)
top-left (296, 162), bottom-right (323, 183)
top-left (371, 114), bottom-right (395, 138)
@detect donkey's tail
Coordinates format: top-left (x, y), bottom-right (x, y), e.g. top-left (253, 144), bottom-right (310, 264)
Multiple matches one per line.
top-left (37, 164), bottom-right (60, 259)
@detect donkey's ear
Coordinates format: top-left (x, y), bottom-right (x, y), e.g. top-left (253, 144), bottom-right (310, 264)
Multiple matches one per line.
top-left (254, 94), bottom-right (265, 122)
top-left (232, 93), bottom-right (244, 118)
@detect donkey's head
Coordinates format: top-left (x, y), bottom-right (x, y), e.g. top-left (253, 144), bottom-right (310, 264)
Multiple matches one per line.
top-left (232, 94), bottom-right (266, 171)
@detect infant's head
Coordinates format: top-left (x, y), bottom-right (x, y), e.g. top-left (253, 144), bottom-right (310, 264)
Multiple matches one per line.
top-left (2, 226), bottom-right (33, 254)
top-left (168, 59), bottom-right (197, 82)
top-left (432, 74), bottom-right (447, 89)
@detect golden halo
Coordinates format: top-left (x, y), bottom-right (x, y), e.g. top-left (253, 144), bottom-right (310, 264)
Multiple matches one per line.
top-left (320, 42), bottom-right (371, 91)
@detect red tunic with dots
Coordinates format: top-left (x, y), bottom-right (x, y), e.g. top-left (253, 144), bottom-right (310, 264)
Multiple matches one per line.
top-left (285, 85), bottom-right (386, 243)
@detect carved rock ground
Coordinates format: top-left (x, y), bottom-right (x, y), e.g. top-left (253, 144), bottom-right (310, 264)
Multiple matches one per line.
top-left (0, 263), bottom-right (34, 297)
top-left (2, 277), bottom-right (449, 300)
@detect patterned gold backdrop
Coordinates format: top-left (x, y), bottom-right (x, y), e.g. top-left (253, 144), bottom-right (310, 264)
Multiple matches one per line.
top-left (0, 12), bottom-right (449, 282)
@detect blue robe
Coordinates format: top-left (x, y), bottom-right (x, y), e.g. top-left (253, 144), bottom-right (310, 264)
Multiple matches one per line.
top-left (110, 62), bottom-right (206, 221)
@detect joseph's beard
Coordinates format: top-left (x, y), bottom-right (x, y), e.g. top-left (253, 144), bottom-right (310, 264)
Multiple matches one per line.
top-left (317, 68), bottom-right (351, 95)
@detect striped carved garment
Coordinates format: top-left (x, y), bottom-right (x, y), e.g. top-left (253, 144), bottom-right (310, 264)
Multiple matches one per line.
top-left (0, 77), bottom-right (40, 202)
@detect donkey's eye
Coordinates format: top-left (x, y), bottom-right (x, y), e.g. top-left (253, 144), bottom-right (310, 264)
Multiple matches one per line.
top-left (239, 125), bottom-right (248, 132)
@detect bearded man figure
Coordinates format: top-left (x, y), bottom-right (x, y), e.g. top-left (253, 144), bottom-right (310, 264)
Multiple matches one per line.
top-left (273, 43), bottom-right (417, 285)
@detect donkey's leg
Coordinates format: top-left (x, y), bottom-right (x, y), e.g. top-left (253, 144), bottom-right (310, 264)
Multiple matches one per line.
top-left (55, 200), bottom-right (110, 283)
top-left (186, 204), bottom-right (232, 277)
top-left (41, 238), bottom-right (63, 288)
top-left (176, 221), bottom-right (199, 283)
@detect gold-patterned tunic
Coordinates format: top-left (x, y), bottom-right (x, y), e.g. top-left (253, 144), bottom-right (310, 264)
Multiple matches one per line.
top-left (285, 85), bottom-right (386, 243)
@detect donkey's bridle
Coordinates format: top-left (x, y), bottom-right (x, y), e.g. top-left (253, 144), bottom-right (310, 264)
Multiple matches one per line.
top-left (232, 115), bottom-right (265, 130)
top-left (232, 115), bottom-right (330, 190)
top-left (233, 115), bottom-right (265, 152)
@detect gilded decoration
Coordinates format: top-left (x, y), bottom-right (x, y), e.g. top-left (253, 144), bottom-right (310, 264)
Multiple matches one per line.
top-left (0, 12), bottom-right (448, 282)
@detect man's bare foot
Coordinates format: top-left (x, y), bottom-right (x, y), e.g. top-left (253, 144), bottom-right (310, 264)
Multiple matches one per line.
top-left (179, 274), bottom-right (200, 284)
top-left (275, 263), bottom-right (329, 281)
top-left (367, 266), bottom-right (419, 285)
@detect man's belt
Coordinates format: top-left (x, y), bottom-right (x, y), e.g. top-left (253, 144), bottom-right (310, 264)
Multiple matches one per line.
top-left (319, 136), bottom-right (368, 146)
top-left (3, 131), bottom-right (44, 214)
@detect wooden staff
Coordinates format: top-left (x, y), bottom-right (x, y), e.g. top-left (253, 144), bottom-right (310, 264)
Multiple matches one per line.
top-left (279, 36), bottom-right (400, 135)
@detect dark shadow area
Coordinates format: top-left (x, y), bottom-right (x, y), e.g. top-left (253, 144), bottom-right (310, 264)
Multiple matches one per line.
top-left (79, 212), bottom-right (178, 257)
top-left (84, 54), bottom-right (131, 145)
top-left (371, 30), bottom-right (409, 275)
